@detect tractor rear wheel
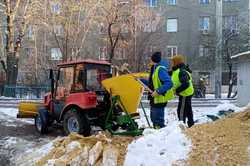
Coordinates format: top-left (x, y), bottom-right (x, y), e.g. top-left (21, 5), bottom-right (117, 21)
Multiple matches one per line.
top-left (35, 108), bottom-right (49, 134)
top-left (63, 109), bottom-right (91, 136)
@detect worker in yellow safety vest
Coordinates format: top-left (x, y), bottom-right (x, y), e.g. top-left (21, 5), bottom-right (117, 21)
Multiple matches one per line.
top-left (141, 52), bottom-right (174, 128)
top-left (170, 55), bottom-right (194, 127)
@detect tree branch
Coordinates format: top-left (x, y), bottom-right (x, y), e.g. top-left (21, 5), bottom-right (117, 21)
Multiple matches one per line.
top-left (12, 0), bottom-right (21, 21)
top-left (0, 60), bottom-right (7, 73)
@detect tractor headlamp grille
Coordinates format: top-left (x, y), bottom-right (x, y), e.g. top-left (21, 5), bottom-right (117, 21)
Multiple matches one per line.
top-left (97, 95), bottom-right (104, 101)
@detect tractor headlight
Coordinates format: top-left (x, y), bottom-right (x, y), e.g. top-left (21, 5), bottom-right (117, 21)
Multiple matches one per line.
top-left (97, 95), bottom-right (104, 101)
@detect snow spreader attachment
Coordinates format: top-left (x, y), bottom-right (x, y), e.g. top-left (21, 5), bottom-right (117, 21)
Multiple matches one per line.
top-left (17, 60), bottom-right (148, 137)
top-left (102, 73), bottom-right (148, 136)
top-left (17, 102), bottom-right (42, 118)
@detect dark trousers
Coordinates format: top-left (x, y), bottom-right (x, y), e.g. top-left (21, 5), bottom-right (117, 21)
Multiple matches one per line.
top-left (177, 96), bottom-right (194, 127)
top-left (150, 106), bottom-right (165, 128)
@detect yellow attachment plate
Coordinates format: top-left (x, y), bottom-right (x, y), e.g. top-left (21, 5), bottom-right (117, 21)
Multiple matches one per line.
top-left (18, 102), bottom-right (44, 118)
top-left (102, 72), bottom-right (149, 114)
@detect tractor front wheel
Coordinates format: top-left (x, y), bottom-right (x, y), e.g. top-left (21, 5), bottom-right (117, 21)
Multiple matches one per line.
top-left (63, 109), bottom-right (91, 136)
top-left (35, 108), bottom-right (49, 134)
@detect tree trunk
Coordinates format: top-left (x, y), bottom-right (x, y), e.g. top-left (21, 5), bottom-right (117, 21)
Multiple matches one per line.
top-left (227, 63), bottom-right (233, 98)
top-left (6, 52), bottom-right (18, 85)
top-left (5, 0), bottom-right (19, 88)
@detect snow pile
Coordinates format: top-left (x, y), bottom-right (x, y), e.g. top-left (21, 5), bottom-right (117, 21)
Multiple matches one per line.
top-left (124, 121), bottom-right (191, 166)
top-left (194, 102), bottom-right (243, 124)
top-left (216, 101), bottom-right (242, 112)
top-left (136, 107), bottom-right (178, 129)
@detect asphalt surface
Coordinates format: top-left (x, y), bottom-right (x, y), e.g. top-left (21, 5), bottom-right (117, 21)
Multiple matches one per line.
top-left (0, 109), bottom-right (63, 166)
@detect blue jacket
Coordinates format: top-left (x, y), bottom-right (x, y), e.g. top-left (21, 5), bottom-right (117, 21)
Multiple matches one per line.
top-left (141, 60), bottom-right (173, 95)
top-left (154, 60), bottom-right (173, 95)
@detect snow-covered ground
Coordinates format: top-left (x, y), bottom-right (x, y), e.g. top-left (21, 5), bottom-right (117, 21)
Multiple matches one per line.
top-left (125, 102), bottom-right (248, 166)
top-left (125, 122), bottom-right (191, 166)
top-left (0, 99), bottom-right (248, 166)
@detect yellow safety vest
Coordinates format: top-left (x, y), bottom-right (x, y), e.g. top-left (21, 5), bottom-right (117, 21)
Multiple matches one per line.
top-left (172, 68), bottom-right (194, 96)
top-left (152, 66), bottom-right (175, 104)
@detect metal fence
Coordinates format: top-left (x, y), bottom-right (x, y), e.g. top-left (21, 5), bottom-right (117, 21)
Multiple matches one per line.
top-left (3, 85), bottom-right (50, 99)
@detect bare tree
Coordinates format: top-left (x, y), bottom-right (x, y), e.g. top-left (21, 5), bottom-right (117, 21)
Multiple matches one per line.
top-left (97, 0), bottom-right (163, 67)
top-left (0, 0), bottom-right (41, 86)
top-left (41, 0), bottom-right (102, 61)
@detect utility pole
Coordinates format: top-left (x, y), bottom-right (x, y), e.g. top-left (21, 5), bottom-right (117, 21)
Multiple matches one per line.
top-left (215, 0), bottom-right (223, 98)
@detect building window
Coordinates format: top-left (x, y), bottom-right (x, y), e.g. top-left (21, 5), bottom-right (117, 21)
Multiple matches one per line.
top-left (199, 0), bottom-right (210, 4)
top-left (145, 0), bottom-right (158, 7)
top-left (150, 45), bottom-right (157, 53)
top-left (25, 48), bottom-right (34, 57)
top-left (99, 47), bottom-right (108, 60)
top-left (144, 21), bottom-right (157, 32)
top-left (51, 48), bottom-right (62, 60)
top-left (116, 0), bottom-right (130, 5)
top-left (121, 24), bottom-right (129, 33)
top-left (167, 46), bottom-right (177, 57)
top-left (27, 25), bottom-right (34, 40)
top-left (51, 2), bottom-right (61, 14)
top-left (167, 18), bottom-right (178, 32)
top-left (199, 16), bottom-right (210, 31)
top-left (115, 48), bottom-right (126, 60)
top-left (223, 15), bottom-right (238, 32)
top-left (167, 0), bottom-right (176, 5)
top-left (99, 23), bottom-right (106, 34)
top-left (53, 25), bottom-right (64, 36)
top-left (143, 15), bottom-right (160, 32)
top-left (199, 45), bottom-right (209, 57)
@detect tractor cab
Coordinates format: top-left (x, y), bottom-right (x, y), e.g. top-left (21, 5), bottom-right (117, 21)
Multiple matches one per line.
top-left (31, 60), bottom-right (110, 135)
top-left (53, 60), bottom-right (111, 100)
top-left (47, 60), bottom-right (111, 104)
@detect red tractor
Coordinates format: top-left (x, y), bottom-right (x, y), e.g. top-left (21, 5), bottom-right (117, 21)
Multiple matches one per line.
top-left (18, 59), bottom-right (146, 136)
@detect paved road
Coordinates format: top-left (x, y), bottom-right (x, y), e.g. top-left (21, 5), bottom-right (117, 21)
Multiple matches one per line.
top-left (0, 107), bottom-right (62, 166)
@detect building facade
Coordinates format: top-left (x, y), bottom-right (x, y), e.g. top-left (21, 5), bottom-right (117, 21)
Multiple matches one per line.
top-left (142, 0), bottom-right (249, 92)
top-left (1, 0), bottom-right (249, 92)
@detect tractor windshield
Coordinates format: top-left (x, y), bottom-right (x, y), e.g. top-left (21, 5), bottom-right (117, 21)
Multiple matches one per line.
top-left (86, 65), bottom-right (110, 91)
top-left (86, 68), bottom-right (110, 91)
top-left (74, 63), bottom-right (110, 92)
top-left (56, 63), bottom-right (110, 95)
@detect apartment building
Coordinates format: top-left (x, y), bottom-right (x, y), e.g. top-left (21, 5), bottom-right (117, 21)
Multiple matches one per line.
top-left (142, 0), bottom-right (250, 92)
top-left (1, 0), bottom-right (249, 89)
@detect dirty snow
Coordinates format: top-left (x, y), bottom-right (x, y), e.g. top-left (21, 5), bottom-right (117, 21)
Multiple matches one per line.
top-left (0, 108), bottom-right (18, 118)
top-left (136, 102), bottom-right (244, 128)
top-left (16, 141), bottom-right (54, 166)
top-left (126, 102), bottom-right (247, 166)
top-left (0, 136), bottom-right (51, 166)
top-left (0, 108), bottom-right (33, 126)
top-left (124, 121), bottom-right (191, 166)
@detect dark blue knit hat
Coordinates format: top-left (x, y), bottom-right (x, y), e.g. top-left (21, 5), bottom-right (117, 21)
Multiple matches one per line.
top-left (151, 52), bottom-right (162, 63)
